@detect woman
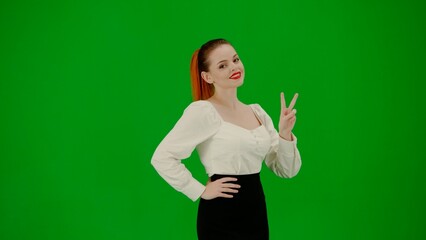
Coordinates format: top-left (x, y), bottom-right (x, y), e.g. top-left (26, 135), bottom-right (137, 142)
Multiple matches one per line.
top-left (151, 38), bottom-right (302, 240)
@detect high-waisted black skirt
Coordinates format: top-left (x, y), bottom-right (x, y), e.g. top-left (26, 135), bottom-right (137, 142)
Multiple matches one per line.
top-left (197, 172), bottom-right (269, 240)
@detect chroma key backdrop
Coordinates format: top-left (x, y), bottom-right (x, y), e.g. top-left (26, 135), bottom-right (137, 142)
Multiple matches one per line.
top-left (1, 0), bottom-right (425, 239)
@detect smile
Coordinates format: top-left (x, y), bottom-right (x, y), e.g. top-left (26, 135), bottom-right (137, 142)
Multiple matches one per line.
top-left (230, 72), bottom-right (242, 80)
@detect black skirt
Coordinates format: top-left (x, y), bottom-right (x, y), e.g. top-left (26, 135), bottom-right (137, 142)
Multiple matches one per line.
top-left (197, 172), bottom-right (269, 240)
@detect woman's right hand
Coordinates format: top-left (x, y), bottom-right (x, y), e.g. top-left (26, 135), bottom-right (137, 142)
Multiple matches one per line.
top-left (201, 177), bottom-right (241, 200)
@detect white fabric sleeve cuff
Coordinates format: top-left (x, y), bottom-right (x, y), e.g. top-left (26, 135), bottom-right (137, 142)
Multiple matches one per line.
top-left (278, 133), bottom-right (297, 157)
top-left (182, 179), bottom-right (206, 202)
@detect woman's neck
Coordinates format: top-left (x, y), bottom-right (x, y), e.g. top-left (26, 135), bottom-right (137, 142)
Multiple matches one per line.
top-left (210, 88), bottom-right (241, 110)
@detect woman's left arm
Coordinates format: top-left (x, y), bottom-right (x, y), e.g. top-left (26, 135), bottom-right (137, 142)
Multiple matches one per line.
top-left (278, 92), bottom-right (298, 141)
top-left (259, 92), bottom-right (302, 178)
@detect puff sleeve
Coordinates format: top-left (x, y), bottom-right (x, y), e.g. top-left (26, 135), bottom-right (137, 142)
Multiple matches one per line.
top-left (253, 104), bottom-right (302, 178)
top-left (151, 101), bottom-right (221, 201)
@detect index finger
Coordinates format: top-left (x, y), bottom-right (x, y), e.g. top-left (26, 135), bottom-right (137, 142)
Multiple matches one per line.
top-left (288, 93), bottom-right (299, 110)
top-left (218, 177), bottom-right (238, 183)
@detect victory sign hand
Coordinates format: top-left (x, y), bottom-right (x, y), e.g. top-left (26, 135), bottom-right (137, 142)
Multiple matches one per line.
top-left (279, 92), bottom-right (298, 141)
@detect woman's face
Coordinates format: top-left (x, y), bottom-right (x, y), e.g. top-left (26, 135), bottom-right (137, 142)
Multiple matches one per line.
top-left (201, 44), bottom-right (245, 90)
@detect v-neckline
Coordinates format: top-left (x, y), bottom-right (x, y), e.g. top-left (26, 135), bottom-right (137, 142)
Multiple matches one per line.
top-left (204, 100), bottom-right (264, 132)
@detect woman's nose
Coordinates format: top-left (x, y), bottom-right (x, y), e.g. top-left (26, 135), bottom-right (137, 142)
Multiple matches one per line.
top-left (231, 62), bottom-right (238, 70)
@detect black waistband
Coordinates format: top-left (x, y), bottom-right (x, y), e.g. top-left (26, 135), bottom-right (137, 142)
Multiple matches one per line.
top-left (210, 172), bottom-right (260, 182)
top-left (208, 172), bottom-right (264, 199)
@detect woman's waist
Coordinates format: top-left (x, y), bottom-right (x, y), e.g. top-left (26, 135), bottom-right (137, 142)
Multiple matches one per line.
top-left (210, 172), bottom-right (261, 182)
top-left (204, 160), bottom-right (264, 178)
top-left (209, 172), bottom-right (264, 199)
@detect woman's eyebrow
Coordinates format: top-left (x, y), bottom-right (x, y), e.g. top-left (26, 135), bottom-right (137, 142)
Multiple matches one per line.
top-left (216, 54), bottom-right (238, 65)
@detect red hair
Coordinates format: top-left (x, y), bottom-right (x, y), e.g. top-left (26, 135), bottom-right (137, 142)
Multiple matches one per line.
top-left (189, 39), bottom-right (231, 101)
top-left (190, 49), bottom-right (214, 101)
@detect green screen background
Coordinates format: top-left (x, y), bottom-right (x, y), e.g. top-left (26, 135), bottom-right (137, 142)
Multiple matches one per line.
top-left (1, 0), bottom-right (425, 239)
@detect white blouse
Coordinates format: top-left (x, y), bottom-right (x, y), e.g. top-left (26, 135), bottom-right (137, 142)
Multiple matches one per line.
top-left (151, 100), bottom-right (302, 201)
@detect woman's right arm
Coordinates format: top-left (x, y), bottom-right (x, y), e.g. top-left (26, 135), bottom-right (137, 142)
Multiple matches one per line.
top-left (151, 101), bottom-right (221, 201)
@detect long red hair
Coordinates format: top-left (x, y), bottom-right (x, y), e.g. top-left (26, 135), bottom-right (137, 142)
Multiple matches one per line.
top-left (190, 39), bottom-right (231, 101)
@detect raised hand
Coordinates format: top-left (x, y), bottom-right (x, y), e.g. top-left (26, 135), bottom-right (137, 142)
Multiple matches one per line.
top-left (279, 92), bottom-right (298, 141)
top-left (201, 177), bottom-right (241, 200)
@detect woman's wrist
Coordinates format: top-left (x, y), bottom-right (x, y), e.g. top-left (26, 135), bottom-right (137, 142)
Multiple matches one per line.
top-left (279, 132), bottom-right (292, 141)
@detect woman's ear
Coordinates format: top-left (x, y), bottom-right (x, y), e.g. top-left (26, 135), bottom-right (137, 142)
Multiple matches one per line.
top-left (201, 71), bottom-right (213, 84)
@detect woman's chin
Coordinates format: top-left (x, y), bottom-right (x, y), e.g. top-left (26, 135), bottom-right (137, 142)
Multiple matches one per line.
top-left (235, 78), bottom-right (244, 87)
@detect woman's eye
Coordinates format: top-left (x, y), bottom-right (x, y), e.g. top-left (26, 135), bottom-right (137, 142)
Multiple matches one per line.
top-left (219, 64), bottom-right (226, 69)
top-left (234, 58), bottom-right (240, 63)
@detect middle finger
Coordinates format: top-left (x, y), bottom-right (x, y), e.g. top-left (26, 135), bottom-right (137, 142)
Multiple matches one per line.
top-left (222, 183), bottom-right (241, 189)
top-left (281, 92), bottom-right (287, 110)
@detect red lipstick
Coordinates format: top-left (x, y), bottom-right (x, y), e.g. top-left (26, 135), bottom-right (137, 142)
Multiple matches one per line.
top-left (230, 71), bottom-right (242, 80)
